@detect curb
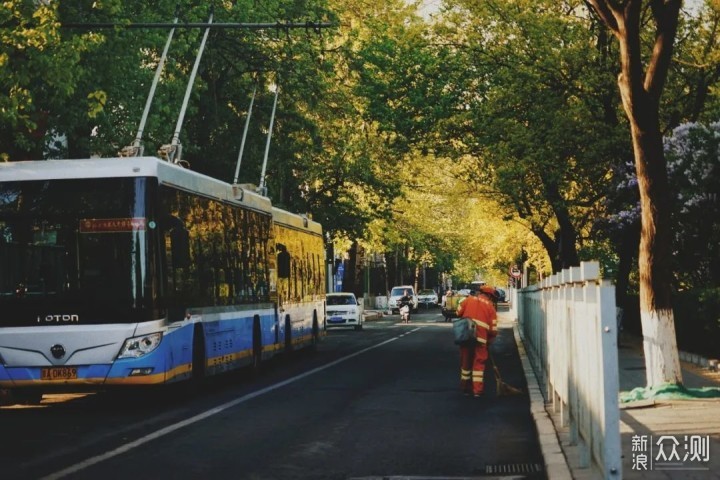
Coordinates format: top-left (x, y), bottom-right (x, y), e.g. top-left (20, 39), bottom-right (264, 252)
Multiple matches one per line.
top-left (624, 332), bottom-right (720, 372)
top-left (512, 320), bottom-right (573, 480)
top-left (678, 349), bottom-right (720, 371)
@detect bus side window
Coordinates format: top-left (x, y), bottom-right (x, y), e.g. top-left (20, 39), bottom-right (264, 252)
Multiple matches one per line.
top-left (165, 216), bottom-right (190, 269)
top-left (171, 227), bottom-right (190, 269)
top-left (277, 243), bottom-right (290, 279)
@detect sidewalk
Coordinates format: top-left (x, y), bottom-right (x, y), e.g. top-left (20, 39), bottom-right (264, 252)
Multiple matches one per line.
top-left (512, 309), bottom-right (720, 479)
top-left (615, 334), bottom-right (720, 480)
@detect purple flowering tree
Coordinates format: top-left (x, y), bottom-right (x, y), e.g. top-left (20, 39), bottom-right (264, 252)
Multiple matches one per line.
top-left (665, 122), bottom-right (720, 287)
top-left (602, 122), bottom-right (720, 334)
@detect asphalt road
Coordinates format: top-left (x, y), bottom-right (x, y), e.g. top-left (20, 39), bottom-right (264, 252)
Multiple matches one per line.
top-left (0, 306), bottom-right (545, 480)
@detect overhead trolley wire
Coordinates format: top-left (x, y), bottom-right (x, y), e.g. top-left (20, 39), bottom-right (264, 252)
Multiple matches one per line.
top-left (60, 21), bottom-right (336, 30)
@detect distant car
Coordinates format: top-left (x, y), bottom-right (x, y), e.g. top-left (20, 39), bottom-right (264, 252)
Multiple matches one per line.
top-left (417, 289), bottom-right (438, 307)
top-left (495, 288), bottom-right (507, 303)
top-left (387, 285), bottom-right (419, 313)
top-left (326, 292), bottom-right (364, 331)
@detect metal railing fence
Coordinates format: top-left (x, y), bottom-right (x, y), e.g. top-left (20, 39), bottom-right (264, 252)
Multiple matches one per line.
top-left (514, 261), bottom-right (622, 479)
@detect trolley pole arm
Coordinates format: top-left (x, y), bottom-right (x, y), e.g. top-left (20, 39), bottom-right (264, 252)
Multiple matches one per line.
top-left (167, 10), bottom-right (214, 164)
top-left (258, 84), bottom-right (279, 194)
top-left (233, 83), bottom-right (257, 184)
top-left (130, 15), bottom-right (178, 156)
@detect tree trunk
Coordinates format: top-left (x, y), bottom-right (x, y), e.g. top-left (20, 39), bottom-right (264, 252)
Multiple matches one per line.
top-left (531, 225), bottom-right (561, 273)
top-left (546, 182), bottom-right (580, 270)
top-left (355, 243), bottom-right (366, 299)
top-left (588, 0), bottom-right (684, 387)
top-left (413, 263), bottom-right (420, 294)
top-left (617, 18), bottom-right (682, 386)
top-left (629, 123), bottom-right (682, 386)
top-left (344, 241), bottom-right (358, 294)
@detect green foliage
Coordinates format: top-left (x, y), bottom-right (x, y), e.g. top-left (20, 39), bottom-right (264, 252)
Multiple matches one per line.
top-left (372, 151), bottom-right (543, 288)
top-left (0, 0), bottom-right (104, 159)
top-left (442, 1), bottom-right (631, 272)
top-left (3, 0), bottom-right (720, 308)
top-left (353, 19), bottom-right (457, 154)
top-left (353, 0), bottom-right (633, 273)
top-left (0, 0), bottom-right (398, 241)
top-left (664, 3), bottom-right (720, 125)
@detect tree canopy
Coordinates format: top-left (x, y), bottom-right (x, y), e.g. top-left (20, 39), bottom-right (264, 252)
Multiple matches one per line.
top-left (2, 0), bottom-right (719, 298)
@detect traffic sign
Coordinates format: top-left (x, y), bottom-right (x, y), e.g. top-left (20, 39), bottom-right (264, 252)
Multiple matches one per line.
top-left (510, 266), bottom-right (521, 278)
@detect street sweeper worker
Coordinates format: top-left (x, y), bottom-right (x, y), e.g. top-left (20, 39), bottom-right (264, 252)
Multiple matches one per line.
top-left (456, 285), bottom-right (498, 397)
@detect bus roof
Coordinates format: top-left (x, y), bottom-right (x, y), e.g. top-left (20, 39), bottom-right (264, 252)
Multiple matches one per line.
top-left (272, 206), bottom-right (323, 236)
top-left (0, 157), bottom-right (272, 214)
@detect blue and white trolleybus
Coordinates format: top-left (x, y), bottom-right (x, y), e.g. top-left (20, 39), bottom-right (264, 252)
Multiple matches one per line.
top-left (0, 156), bottom-right (326, 403)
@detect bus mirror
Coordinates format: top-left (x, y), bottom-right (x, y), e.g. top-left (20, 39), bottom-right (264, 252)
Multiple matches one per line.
top-left (171, 227), bottom-right (190, 268)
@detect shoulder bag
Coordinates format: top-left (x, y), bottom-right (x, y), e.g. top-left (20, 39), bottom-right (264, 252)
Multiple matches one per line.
top-left (452, 317), bottom-right (476, 345)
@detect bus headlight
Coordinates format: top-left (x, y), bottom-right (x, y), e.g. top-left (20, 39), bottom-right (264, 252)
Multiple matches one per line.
top-left (118, 332), bottom-right (163, 359)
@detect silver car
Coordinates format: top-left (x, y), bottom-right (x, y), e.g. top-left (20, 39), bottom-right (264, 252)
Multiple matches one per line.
top-left (417, 289), bottom-right (439, 307)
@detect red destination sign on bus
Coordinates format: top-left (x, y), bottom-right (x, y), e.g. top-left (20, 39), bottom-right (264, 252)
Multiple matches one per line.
top-left (79, 217), bottom-right (147, 233)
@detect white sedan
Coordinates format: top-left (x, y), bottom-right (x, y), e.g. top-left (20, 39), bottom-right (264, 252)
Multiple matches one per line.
top-left (326, 292), bottom-right (364, 331)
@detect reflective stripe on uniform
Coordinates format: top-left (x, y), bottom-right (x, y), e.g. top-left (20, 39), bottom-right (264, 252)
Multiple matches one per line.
top-left (471, 319), bottom-right (490, 330)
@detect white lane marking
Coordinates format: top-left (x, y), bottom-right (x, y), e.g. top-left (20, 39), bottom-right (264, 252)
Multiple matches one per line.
top-left (41, 330), bottom-right (417, 480)
top-left (400, 327), bottom-right (421, 336)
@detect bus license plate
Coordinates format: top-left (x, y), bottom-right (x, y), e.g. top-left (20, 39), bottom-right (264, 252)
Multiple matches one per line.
top-left (329, 316), bottom-right (344, 323)
top-left (41, 367), bottom-right (78, 381)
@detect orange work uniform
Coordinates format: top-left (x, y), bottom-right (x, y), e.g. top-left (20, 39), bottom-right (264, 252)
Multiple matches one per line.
top-left (456, 291), bottom-right (498, 396)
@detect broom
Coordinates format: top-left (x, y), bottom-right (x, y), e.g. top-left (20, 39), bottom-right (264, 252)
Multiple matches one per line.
top-left (488, 351), bottom-right (523, 396)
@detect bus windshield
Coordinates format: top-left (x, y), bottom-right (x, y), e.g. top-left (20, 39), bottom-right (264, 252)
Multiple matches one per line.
top-left (0, 177), bottom-right (161, 326)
